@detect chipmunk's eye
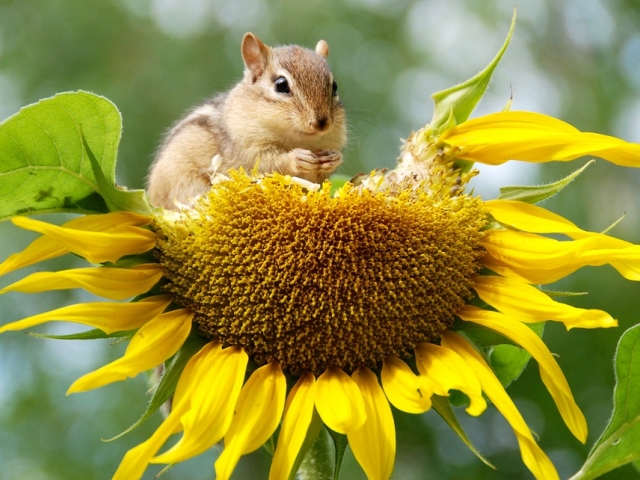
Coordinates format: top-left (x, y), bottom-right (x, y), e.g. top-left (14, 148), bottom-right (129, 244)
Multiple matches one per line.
top-left (332, 80), bottom-right (338, 97)
top-left (274, 77), bottom-right (290, 94)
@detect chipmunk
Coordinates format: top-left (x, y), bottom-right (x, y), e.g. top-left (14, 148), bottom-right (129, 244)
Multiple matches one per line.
top-left (147, 33), bottom-right (347, 209)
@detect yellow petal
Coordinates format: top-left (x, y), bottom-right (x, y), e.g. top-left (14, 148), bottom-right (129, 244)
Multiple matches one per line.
top-left (458, 306), bottom-right (587, 442)
top-left (485, 199), bottom-right (638, 248)
top-left (607, 252), bottom-right (640, 281)
top-left (482, 230), bottom-right (585, 282)
top-left (11, 215), bottom-right (157, 264)
top-left (0, 264), bottom-right (163, 300)
top-left (441, 331), bottom-right (559, 480)
top-left (152, 346), bottom-right (248, 464)
top-left (441, 110), bottom-right (640, 167)
top-left (215, 362), bottom-right (287, 480)
top-left (485, 199), bottom-right (589, 236)
top-left (172, 342), bottom-right (222, 407)
top-left (380, 356), bottom-right (433, 414)
top-left (112, 342), bottom-right (217, 480)
top-left (482, 229), bottom-right (640, 284)
top-left (269, 372), bottom-right (316, 480)
top-left (0, 211), bottom-right (151, 277)
top-left (66, 211), bottom-right (152, 229)
top-left (0, 294), bottom-right (171, 334)
top-left (0, 235), bottom-right (67, 277)
top-left (315, 366), bottom-right (366, 434)
top-left (485, 201), bottom-right (640, 280)
top-left (414, 343), bottom-right (487, 416)
top-left (67, 309), bottom-right (192, 393)
top-left (113, 401), bottom-right (187, 480)
top-left (485, 204), bottom-right (640, 283)
top-left (348, 367), bottom-right (395, 480)
top-left (474, 275), bottom-right (616, 330)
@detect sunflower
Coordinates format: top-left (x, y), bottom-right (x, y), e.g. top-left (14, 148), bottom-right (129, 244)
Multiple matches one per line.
top-left (2, 104), bottom-right (640, 480)
top-left (3, 22), bottom-right (640, 480)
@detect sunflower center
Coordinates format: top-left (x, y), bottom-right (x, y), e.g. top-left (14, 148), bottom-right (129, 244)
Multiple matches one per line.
top-left (153, 172), bottom-right (487, 376)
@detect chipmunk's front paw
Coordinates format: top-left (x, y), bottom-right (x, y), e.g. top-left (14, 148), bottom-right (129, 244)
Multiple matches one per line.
top-left (290, 148), bottom-right (342, 182)
top-left (314, 149), bottom-right (342, 169)
top-left (291, 148), bottom-right (317, 168)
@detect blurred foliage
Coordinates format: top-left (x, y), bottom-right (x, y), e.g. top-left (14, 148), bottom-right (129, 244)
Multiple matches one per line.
top-left (1, 0), bottom-right (640, 479)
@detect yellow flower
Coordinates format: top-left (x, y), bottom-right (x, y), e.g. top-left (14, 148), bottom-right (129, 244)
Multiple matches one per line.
top-left (2, 110), bottom-right (640, 480)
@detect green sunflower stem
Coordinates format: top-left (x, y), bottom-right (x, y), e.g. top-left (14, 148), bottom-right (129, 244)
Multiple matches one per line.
top-left (296, 427), bottom-right (335, 480)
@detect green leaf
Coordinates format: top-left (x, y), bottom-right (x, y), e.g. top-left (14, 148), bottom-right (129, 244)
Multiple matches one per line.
top-left (111, 252), bottom-right (159, 269)
top-left (0, 91), bottom-right (122, 219)
top-left (287, 409), bottom-right (325, 480)
top-left (296, 419), bottom-right (335, 480)
top-left (27, 328), bottom-right (135, 341)
top-left (489, 322), bottom-right (545, 388)
top-left (601, 213), bottom-right (626, 235)
top-left (539, 289), bottom-right (588, 298)
top-left (81, 133), bottom-right (152, 214)
top-left (103, 335), bottom-right (206, 442)
top-left (154, 464), bottom-right (176, 479)
top-left (327, 428), bottom-right (349, 480)
top-left (430, 9), bottom-right (516, 132)
top-left (432, 394), bottom-right (495, 469)
top-left (263, 433), bottom-right (276, 456)
top-left (453, 321), bottom-right (516, 347)
top-left (569, 324), bottom-right (640, 480)
top-left (497, 160), bottom-right (595, 204)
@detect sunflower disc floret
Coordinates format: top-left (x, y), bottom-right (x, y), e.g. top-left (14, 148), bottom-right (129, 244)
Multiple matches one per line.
top-left (154, 171), bottom-right (487, 375)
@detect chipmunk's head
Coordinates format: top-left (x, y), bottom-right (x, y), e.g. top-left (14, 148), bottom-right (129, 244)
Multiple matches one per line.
top-left (239, 32), bottom-right (346, 150)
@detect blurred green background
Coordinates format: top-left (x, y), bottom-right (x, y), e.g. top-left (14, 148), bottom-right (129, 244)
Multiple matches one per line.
top-left (1, 0), bottom-right (640, 479)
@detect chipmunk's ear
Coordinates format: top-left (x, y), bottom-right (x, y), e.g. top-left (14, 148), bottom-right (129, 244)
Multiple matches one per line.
top-left (315, 40), bottom-right (329, 58)
top-left (242, 33), bottom-right (270, 82)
